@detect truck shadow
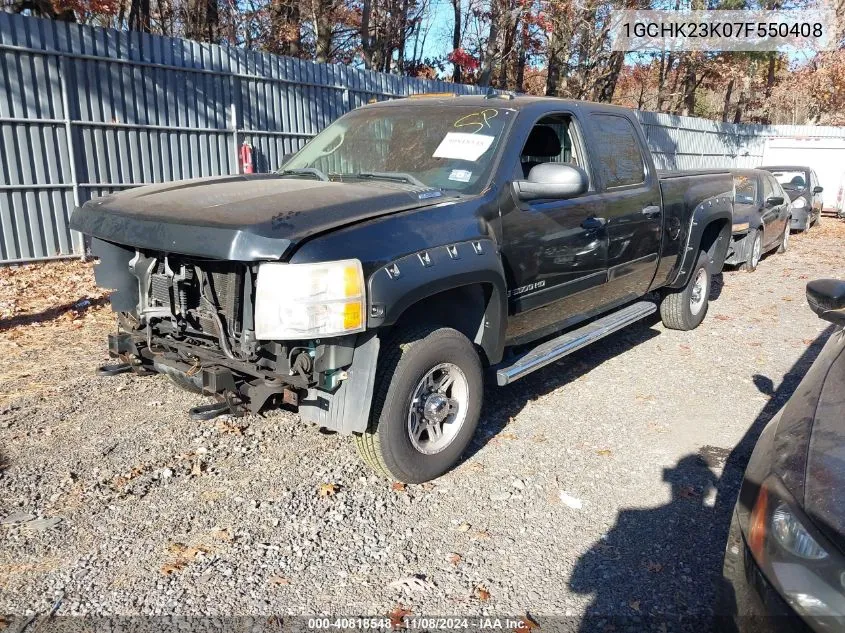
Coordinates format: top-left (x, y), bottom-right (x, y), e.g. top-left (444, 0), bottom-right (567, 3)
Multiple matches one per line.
top-left (562, 325), bottom-right (834, 632)
top-left (468, 314), bottom-right (662, 457)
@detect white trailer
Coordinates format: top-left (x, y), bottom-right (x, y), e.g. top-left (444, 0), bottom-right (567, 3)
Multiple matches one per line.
top-left (761, 137), bottom-right (845, 214)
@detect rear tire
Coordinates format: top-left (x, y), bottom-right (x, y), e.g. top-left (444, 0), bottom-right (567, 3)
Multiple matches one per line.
top-left (659, 250), bottom-right (711, 331)
top-left (739, 230), bottom-right (762, 272)
top-left (354, 325), bottom-right (483, 483)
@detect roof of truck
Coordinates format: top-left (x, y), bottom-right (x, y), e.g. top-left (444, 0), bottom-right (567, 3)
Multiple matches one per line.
top-left (361, 94), bottom-right (637, 116)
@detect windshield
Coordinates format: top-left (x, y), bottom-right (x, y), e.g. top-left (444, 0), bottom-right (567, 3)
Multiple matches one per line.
top-left (733, 174), bottom-right (757, 205)
top-left (769, 169), bottom-right (808, 191)
top-left (281, 104), bottom-right (514, 194)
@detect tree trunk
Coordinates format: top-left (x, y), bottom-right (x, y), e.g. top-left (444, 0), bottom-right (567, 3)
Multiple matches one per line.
top-left (451, 0), bottom-right (462, 82)
top-left (478, 0), bottom-right (501, 86)
top-left (721, 78), bottom-right (734, 121)
top-left (361, 0), bottom-right (374, 68)
top-left (597, 51), bottom-right (624, 103)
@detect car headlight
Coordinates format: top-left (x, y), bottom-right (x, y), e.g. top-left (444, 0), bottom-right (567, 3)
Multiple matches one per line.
top-left (254, 260), bottom-right (366, 339)
top-left (792, 197), bottom-right (807, 209)
top-left (746, 478), bottom-right (845, 621)
top-left (771, 503), bottom-right (829, 560)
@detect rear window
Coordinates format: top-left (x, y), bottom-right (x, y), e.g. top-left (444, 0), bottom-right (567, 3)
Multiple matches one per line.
top-left (590, 114), bottom-right (645, 188)
top-left (734, 174), bottom-right (757, 205)
top-left (769, 169), bottom-right (808, 191)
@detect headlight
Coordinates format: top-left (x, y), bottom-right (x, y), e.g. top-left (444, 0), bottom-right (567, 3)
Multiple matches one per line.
top-left (746, 478), bottom-right (845, 621)
top-left (792, 197), bottom-right (807, 209)
top-left (254, 260), bottom-right (365, 339)
top-left (772, 503), bottom-right (829, 560)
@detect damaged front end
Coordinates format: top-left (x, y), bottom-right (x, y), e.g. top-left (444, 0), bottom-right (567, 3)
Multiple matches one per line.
top-left (92, 238), bottom-right (377, 429)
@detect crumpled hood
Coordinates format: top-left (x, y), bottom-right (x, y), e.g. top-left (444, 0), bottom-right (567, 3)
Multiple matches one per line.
top-left (70, 174), bottom-right (449, 261)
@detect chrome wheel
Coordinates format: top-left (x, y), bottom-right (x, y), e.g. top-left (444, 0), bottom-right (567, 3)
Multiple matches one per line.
top-left (750, 233), bottom-right (762, 268)
top-left (407, 363), bottom-right (469, 455)
top-left (689, 267), bottom-right (708, 316)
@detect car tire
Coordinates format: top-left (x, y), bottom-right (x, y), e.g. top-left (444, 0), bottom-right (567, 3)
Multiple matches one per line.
top-left (777, 222), bottom-right (789, 254)
top-left (354, 325), bottom-right (483, 483)
top-left (739, 229), bottom-right (762, 272)
top-left (659, 250), bottom-right (711, 331)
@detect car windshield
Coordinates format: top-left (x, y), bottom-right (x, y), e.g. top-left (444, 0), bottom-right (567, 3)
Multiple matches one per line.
top-left (733, 175), bottom-right (757, 205)
top-left (280, 104), bottom-right (514, 194)
top-left (769, 169), bottom-right (808, 191)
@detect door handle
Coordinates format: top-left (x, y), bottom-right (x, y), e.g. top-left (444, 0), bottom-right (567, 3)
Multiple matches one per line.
top-left (581, 216), bottom-right (607, 229)
top-left (641, 205), bottom-right (661, 217)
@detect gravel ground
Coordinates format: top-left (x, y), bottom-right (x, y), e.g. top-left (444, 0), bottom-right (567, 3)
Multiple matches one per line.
top-left (1, 221), bottom-right (844, 627)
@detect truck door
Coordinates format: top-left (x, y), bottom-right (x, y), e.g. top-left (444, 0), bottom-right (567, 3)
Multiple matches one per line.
top-left (499, 113), bottom-right (610, 345)
top-left (585, 113), bottom-right (662, 304)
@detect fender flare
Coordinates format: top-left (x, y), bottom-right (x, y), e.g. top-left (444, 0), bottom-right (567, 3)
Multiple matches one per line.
top-left (670, 202), bottom-right (733, 289)
top-left (367, 239), bottom-right (508, 364)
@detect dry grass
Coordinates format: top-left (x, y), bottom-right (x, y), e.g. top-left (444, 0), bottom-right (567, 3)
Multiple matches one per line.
top-left (0, 260), bottom-right (114, 409)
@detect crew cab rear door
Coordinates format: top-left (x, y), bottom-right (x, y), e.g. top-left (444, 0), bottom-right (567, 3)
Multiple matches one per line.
top-left (582, 112), bottom-right (662, 304)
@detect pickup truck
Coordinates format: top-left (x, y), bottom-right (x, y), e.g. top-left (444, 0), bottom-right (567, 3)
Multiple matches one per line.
top-left (71, 95), bottom-right (733, 483)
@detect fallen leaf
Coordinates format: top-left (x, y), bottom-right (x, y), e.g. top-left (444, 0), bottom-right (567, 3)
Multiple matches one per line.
top-left (596, 449), bottom-right (612, 457)
top-left (318, 483), bottom-right (340, 498)
top-left (160, 562), bottom-right (185, 575)
top-left (475, 585), bottom-right (491, 601)
top-left (679, 344), bottom-right (692, 352)
top-left (713, 314), bottom-right (731, 321)
top-left (455, 522), bottom-right (471, 532)
top-left (447, 553), bottom-right (462, 566)
top-left (646, 561), bottom-right (664, 573)
top-left (391, 482), bottom-right (406, 493)
top-left (629, 600), bottom-right (641, 613)
top-left (387, 606), bottom-right (411, 630)
top-left (267, 575), bottom-right (290, 586)
top-left (500, 432), bottom-right (519, 440)
top-left (514, 613), bottom-right (539, 633)
top-left (472, 530), bottom-right (491, 540)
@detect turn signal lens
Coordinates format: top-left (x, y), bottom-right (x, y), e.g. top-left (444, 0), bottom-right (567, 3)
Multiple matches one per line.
top-left (748, 484), bottom-right (769, 563)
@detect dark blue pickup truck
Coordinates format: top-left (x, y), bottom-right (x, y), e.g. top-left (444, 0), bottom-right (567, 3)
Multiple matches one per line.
top-left (71, 95), bottom-right (734, 482)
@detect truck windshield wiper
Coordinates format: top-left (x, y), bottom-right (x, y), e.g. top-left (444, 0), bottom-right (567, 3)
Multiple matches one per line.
top-left (355, 171), bottom-right (428, 188)
top-left (278, 167), bottom-right (329, 182)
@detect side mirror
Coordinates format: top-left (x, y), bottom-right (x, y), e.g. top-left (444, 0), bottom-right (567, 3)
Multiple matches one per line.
top-left (766, 195), bottom-right (784, 207)
top-left (813, 185), bottom-right (824, 194)
top-left (513, 163), bottom-right (589, 201)
top-left (807, 279), bottom-right (845, 326)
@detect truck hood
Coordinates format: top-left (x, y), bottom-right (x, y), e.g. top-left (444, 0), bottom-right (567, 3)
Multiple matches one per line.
top-left (70, 174), bottom-right (450, 261)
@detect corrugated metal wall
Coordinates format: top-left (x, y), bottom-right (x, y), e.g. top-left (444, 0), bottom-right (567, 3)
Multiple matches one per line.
top-left (0, 13), bottom-right (492, 264)
top-left (2, 13), bottom-right (845, 264)
top-left (637, 110), bottom-right (845, 171)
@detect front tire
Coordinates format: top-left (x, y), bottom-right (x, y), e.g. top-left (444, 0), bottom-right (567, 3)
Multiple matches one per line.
top-left (659, 250), bottom-right (711, 331)
top-left (739, 229), bottom-right (762, 272)
top-left (354, 326), bottom-right (483, 483)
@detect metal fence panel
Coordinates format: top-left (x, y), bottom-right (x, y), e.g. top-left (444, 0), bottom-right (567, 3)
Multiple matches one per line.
top-left (2, 12), bottom-right (845, 263)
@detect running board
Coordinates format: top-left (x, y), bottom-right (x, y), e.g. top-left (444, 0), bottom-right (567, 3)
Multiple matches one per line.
top-left (495, 301), bottom-right (657, 386)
